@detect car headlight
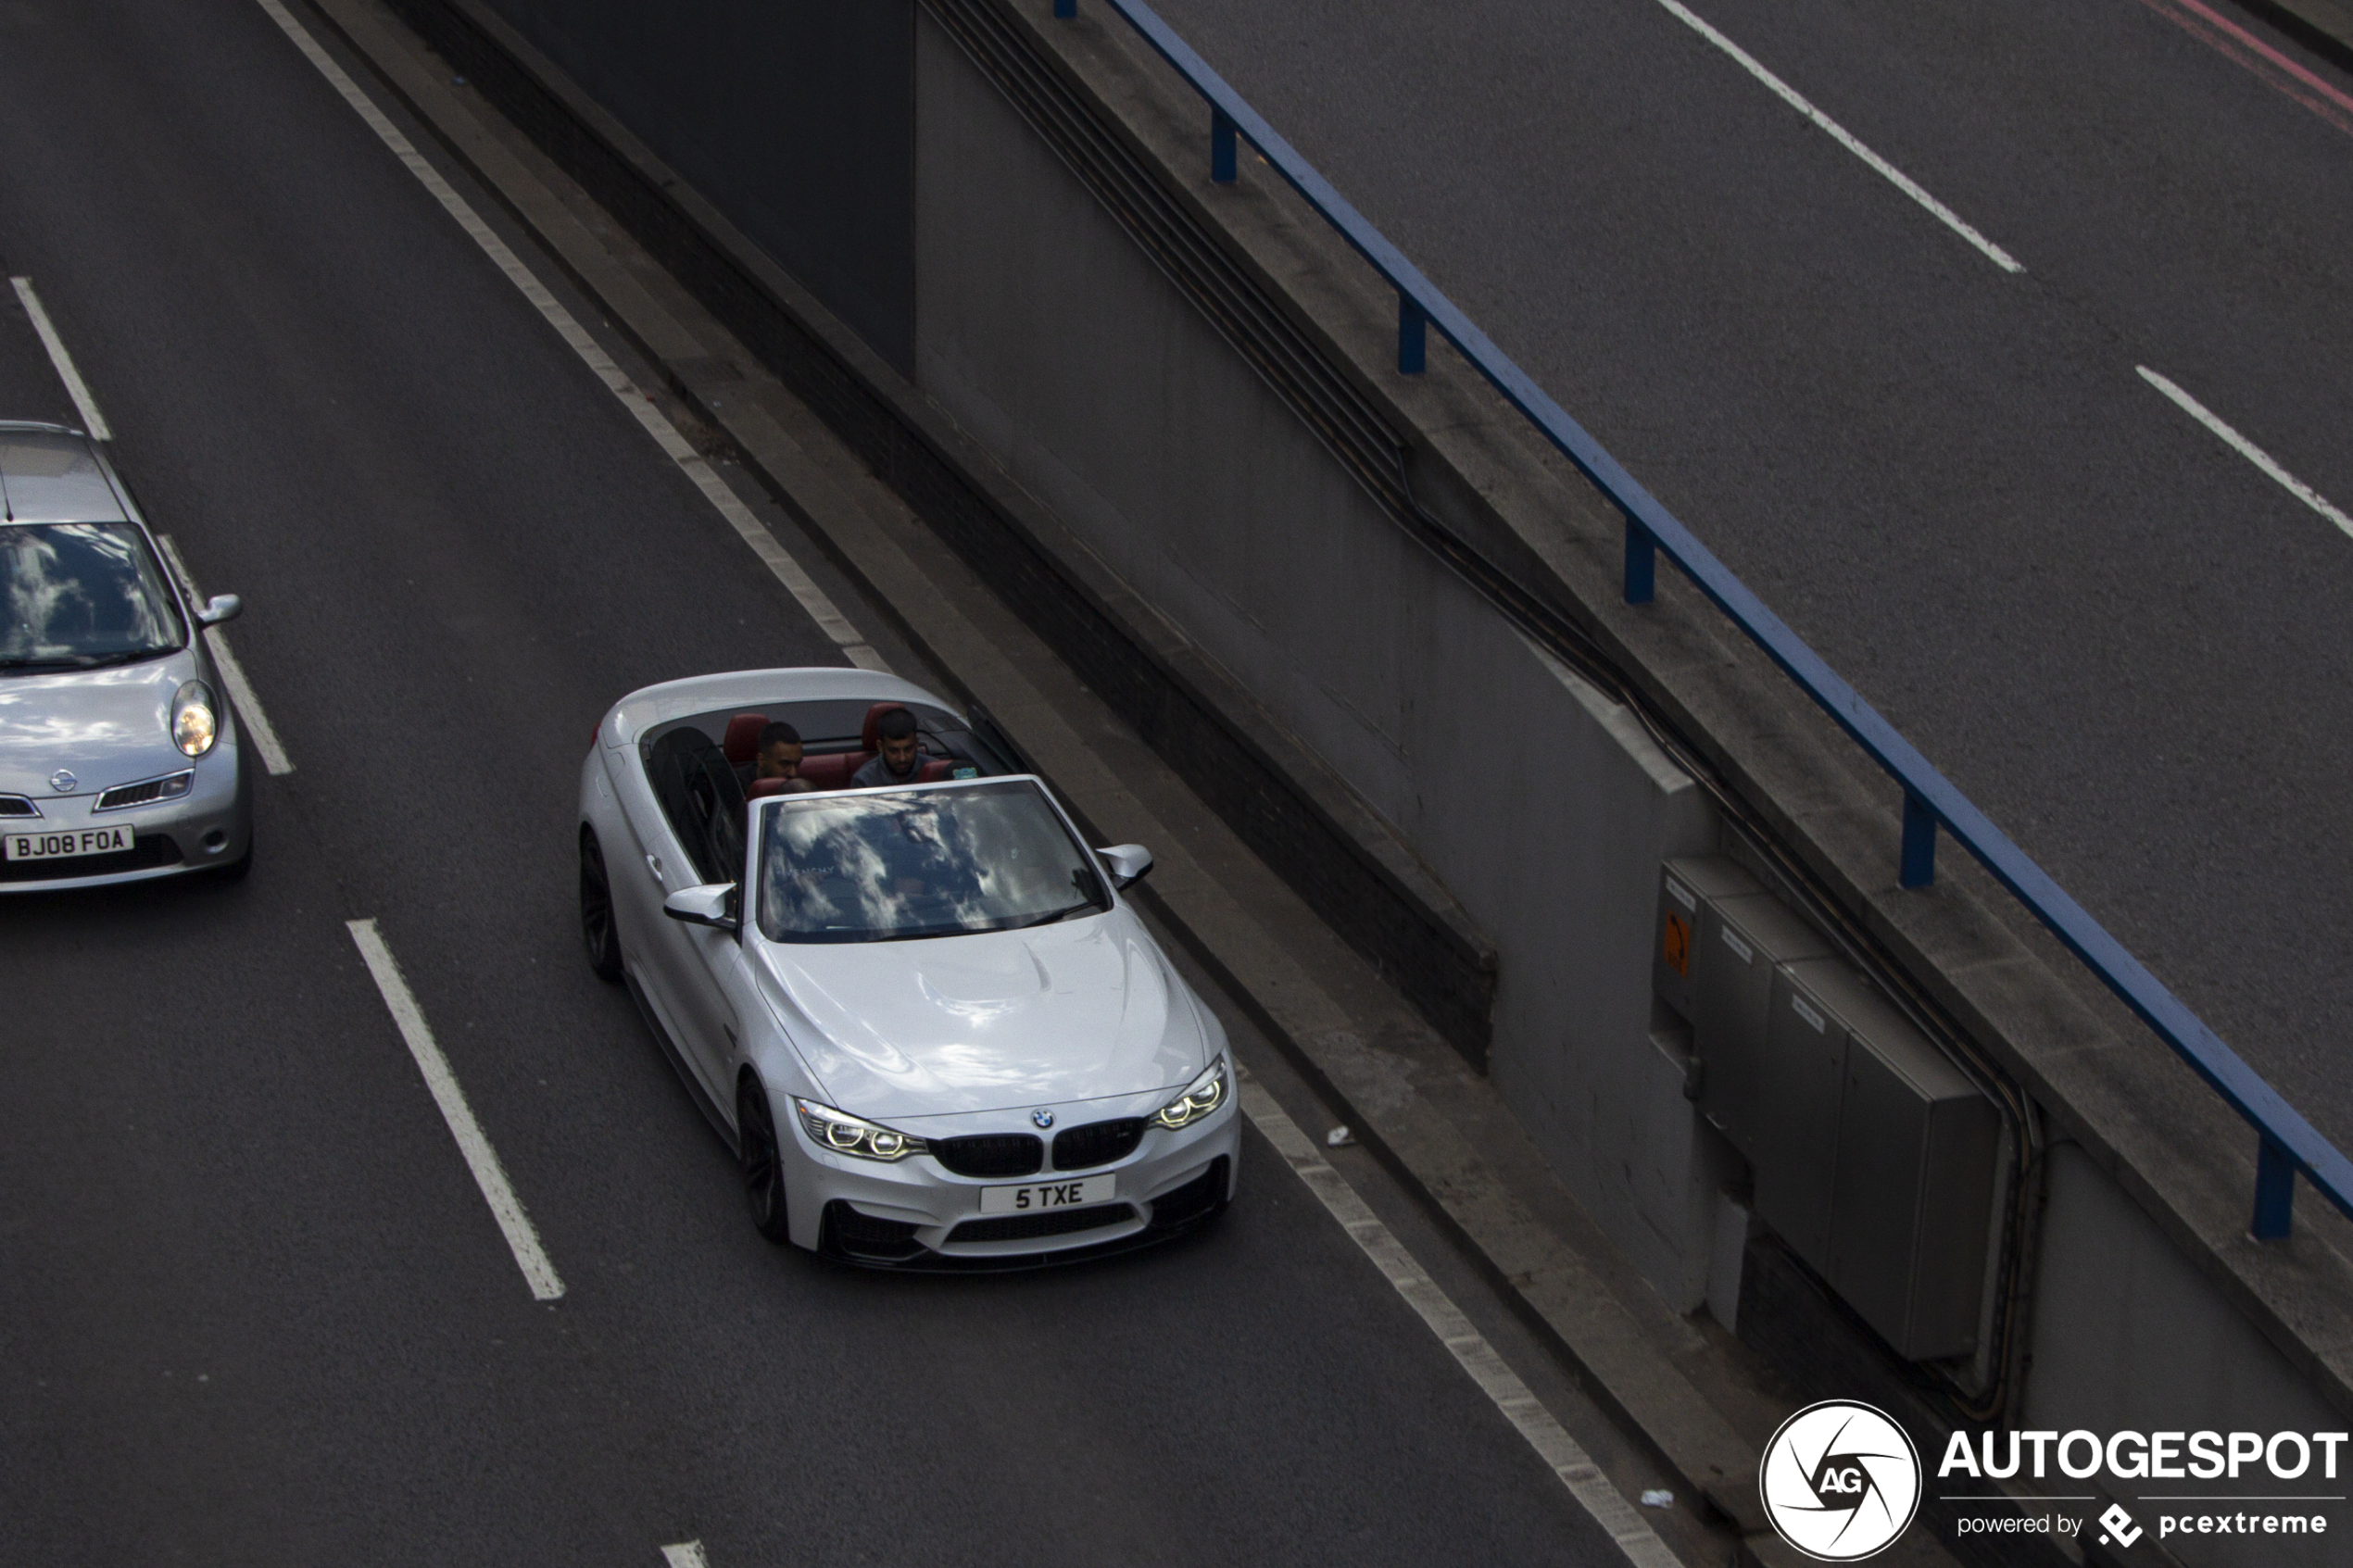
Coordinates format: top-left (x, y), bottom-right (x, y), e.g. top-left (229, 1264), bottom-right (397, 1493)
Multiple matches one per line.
top-left (170, 680), bottom-right (218, 758)
top-left (793, 1098), bottom-right (929, 1162)
top-left (1151, 1056), bottom-right (1227, 1130)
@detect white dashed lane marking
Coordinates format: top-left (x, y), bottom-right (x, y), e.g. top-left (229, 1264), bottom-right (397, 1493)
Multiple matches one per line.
top-left (1645, 0), bottom-right (2023, 274)
top-left (348, 918), bottom-right (564, 1302)
top-left (11, 276), bottom-right (114, 439)
top-left (2138, 365), bottom-right (2353, 542)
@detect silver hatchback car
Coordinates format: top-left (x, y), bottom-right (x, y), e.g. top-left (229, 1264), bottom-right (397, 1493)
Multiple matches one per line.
top-left (0, 423), bottom-right (252, 889)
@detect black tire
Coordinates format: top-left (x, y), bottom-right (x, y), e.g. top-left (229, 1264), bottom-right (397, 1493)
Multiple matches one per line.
top-left (579, 829), bottom-right (623, 982)
top-left (739, 1081), bottom-right (793, 1245)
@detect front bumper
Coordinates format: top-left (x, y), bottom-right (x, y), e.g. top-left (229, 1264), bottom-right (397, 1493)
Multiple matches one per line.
top-left (0, 742), bottom-right (250, 892)
top-left (782, 1098), bottom-right (1242, 1270)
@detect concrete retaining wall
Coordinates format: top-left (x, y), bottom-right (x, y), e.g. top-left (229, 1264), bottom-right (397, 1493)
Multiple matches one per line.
top-left (479, 0), bottom-right (917, 372)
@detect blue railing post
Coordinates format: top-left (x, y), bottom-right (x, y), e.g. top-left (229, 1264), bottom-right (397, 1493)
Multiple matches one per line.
top-left (1623, 517), bottom-right (1655, 604)
top-left (1053, 0), bottom-right (1076, 17)
top-left (2254, 1135), bottom-right (2296, 1239)
top-left (1398, 295), bottom-right (1427, 374)
top-left (1901, 790), bottom-right (1937, 887)
top-left (1210, 108), bottom-right (1237, 183)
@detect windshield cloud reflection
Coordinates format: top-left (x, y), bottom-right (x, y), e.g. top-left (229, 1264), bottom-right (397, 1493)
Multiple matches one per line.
top-left (758, 781), bottom-right (1104, 943)
top-left (1, 523), bottom-right (183, 665)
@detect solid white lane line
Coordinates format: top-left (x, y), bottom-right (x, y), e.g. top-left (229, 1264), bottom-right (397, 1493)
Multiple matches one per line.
top-left (1646, 1), bottom-right (2024, 275)
top-left (2137, 366), bottom-right (2353, 541)
top-left (250, 0), bottom-right (889, 673)
top-left (11, 277), bottom-right (115, 439)
top-left (659, 1543), bottom-right (711, 1568)
top-left (155, 533), bottom-right (296, 776)
top-left (347, 919), bottom-right (565, 1302)
top-left (1238, 1079), bottom-right (1686, 1568)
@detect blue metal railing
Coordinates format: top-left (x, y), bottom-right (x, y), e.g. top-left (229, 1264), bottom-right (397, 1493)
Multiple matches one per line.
top-left (1054, 0), bottom-right (2353, 1238)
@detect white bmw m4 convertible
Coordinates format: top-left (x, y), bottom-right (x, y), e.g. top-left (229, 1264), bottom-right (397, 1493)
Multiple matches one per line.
top-left (577, 668), bottom-right (1239, 1267)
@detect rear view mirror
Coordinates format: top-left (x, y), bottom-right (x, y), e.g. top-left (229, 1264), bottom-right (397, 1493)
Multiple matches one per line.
top-left (1098, 844), bottom-right (1153, 890)
top-left (197, 594), bottom-right (242, 627)
top-left (664, 883), bottom-right (739, 933)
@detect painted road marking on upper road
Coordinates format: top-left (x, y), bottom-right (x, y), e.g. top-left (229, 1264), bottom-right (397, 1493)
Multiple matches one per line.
top-left (1646, 1), bottom-right (2024, 275)
top-left (659, 1542), bottom-right (711, 1568)
top-left (2137, 366), bottom-right (2353, 541)
top-left (2128, 0), bottom-right (2353, 141)
top-left (250, 0), bottom-right (890, 673)
top-left (1238, 1078), bottom-right (1687, 1568)
top-left (11, 277), bottom-right (114, 439)
top-left (347, 919), bottom-right (565, 1302)
top-left (155, 533), bottom-right (295, 776)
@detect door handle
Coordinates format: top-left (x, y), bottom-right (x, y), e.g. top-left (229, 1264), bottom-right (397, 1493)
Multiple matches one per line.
top-left (646, 853), bottom-right (665, 887)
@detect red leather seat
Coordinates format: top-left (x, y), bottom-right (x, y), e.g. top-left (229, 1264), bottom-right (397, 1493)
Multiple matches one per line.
top-left (746, 776), bottom-right (797, 799)
top-left (795, 752), bottom-right (862, 792)
top-left (722, 712), bottom-right (769, 766)
top-left (860, 703), bottom-right (907, 753)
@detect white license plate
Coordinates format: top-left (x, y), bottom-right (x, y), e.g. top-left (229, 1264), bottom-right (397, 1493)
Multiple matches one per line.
top-left (979, 1173), bottom-right (1116, 1215)
top-left (3, 824), bottom-right (132, 861)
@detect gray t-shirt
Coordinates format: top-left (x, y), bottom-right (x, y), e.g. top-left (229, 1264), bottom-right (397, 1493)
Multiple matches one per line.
top-left (850, 752), bottom-right (926, 789)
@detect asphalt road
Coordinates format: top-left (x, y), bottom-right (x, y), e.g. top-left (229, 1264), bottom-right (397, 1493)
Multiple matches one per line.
top-left (1143, 0), bottom-right (2353, 1151)
top-left (0, 1), bottom-right (1700, 1563)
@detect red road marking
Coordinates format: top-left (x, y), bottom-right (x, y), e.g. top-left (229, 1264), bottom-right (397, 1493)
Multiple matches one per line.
top-left (2128, 0), bottom-right (2353, 138)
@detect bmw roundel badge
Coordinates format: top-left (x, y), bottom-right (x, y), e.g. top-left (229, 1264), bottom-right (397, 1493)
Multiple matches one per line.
top-left (1031, 1109), bottom-right (1054, 1129)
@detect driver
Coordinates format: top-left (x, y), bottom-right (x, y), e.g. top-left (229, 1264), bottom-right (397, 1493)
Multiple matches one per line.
top-left (850, 707), bottom-right (929, 789)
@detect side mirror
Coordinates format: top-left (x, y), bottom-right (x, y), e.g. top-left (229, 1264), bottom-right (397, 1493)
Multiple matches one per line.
top-left (1098, 844), bottom-right (1153, 890)
top-left (664, 883), bottom-right (739, 933)
top-left (196, 594), bottom-right (242, 627)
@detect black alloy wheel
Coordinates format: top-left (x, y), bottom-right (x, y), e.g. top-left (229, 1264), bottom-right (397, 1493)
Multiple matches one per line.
top-left (579, 828), bottom-right (623, 982)
top-left (739, 1081), bottom-right (793, 1244)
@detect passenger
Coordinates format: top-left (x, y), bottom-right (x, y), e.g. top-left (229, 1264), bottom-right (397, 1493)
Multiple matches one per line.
top-left (850, 707), bottom-right (928, 788)
top-left (754, 721), bottom-right (815, 793)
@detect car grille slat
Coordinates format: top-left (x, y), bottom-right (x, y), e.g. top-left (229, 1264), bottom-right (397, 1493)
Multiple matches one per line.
top-left (0, 796), bottom-right (35, 817)
top-left (0, 834), bottom-right (182, 882)
top-left (931, 1133), bottom-right (1044, 1178)
top-left (948, 1204), bottom-right (1135, 1245)
top-left (1051, 1118), bottom-right (1145, 1171)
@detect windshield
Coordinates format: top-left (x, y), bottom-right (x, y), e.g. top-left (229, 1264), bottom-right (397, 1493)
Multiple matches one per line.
top-left (757, 779), bottom-right (1109, 944)
top-left (0, 522), bottom-right (185, 670)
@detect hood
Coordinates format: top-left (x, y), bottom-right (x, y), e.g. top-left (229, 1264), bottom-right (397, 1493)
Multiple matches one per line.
top-left (0, 651), bottom-right (201, 797)
top-left (753, 908), bottom-right (1206, 1119)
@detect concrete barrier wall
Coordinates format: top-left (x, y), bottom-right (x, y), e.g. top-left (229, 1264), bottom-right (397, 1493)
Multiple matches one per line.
top-left (912, 9), bottom-right (1734, 1303)
top-left (478, 0), bottom-right (917, 372)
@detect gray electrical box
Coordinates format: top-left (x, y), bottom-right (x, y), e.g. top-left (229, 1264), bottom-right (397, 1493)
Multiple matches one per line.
top-left (1754, 959), bottom-right (1854, 1264)
top-left (1654, 858), bottom-right (1755, 1021)
top-left (1761, 959), bottom-right (1998, 1361)
top-left (1692, 888), bottom-right (1833, 1160)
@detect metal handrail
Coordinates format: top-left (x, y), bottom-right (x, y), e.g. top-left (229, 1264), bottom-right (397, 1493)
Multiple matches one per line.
top-left (1054, 0), bottom-right (2353, 1237)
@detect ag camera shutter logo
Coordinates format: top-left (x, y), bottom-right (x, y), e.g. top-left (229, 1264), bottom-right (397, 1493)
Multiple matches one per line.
top-left (1760, 1400), bottom-right (1923, 1561)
